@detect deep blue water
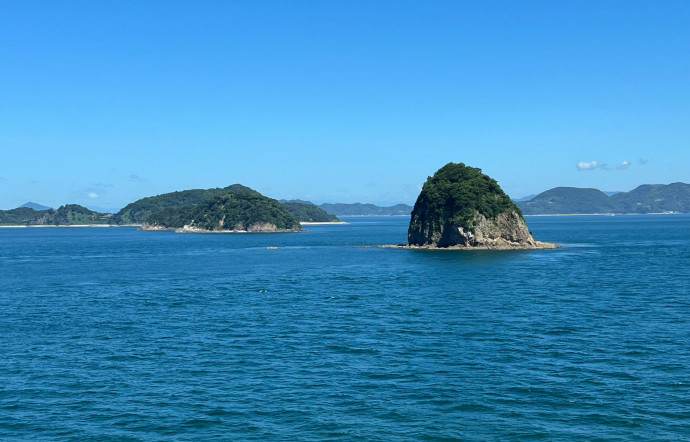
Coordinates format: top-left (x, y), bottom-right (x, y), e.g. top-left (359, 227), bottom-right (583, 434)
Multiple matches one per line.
top-left (1, 215), bottom-right (689, 440)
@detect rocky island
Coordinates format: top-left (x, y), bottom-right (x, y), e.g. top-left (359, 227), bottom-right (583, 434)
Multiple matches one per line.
top-left (404, 162), bottom-right (557, 249)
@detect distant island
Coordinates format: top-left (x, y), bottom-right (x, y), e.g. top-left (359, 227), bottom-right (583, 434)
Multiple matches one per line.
top-left (0, 185), bottom-right (340, 230)
top-left (0, 204), bottom-right (112, 226)
top-left (516, 182), bottom-right (690, 215)
top-left (279, 200), bottom-right (340, 222)
top-left (403, 162), bottom-right (556, 250)
top-left (143, 187), bottom-right (301, 233)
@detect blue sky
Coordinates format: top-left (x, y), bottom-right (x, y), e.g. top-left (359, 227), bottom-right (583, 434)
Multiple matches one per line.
top-left (1, 1), bottom-right (689, 210)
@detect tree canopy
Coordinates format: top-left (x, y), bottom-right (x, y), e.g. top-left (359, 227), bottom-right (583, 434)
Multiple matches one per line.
top-left (411, 162), bottom-right (520, 230)
top-left (282, 202), bottom-right (339, 222)
top-left (146, 192), bottom-right (300, 231)
top-left (111, 184), bottom-right (256, 224)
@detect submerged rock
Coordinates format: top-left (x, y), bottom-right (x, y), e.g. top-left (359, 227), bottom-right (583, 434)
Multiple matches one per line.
top-left (407, 162), bottom-right (557, 249)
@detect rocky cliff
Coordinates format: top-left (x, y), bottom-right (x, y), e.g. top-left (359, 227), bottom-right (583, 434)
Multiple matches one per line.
top-left (407, 163), bottom-right (556, 249)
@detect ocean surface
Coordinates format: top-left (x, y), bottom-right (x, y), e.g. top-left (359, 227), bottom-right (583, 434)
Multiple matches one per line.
top-left (1, 215), bottom-right (689, 440)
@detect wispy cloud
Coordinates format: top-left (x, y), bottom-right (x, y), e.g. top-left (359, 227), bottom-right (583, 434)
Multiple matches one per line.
top-left (129, 174), bottom-right (147, 182)
top-left (638, 158), bottom-right (648, 165)
top-left (616, 160), bottom-right (631, 170)
top-left (576, 160), bottom-right (600, 171)
top-left (88, 192), bottom-right (99, 199)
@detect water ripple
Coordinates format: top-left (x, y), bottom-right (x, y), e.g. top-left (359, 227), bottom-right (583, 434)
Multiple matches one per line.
top-left (1, 217), bottom-right (689, 439)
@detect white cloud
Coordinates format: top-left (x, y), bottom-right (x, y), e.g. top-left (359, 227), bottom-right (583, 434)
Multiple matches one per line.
top-left (617, 160), bottom-right (631, 170)
top-left (576, 160), bottom-right (599, 171)
top-left (88, 192), bottom-right (99, 199)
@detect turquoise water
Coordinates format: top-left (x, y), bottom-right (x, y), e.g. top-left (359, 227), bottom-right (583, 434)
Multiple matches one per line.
top-left (1, 215), bottom-right (689, 440)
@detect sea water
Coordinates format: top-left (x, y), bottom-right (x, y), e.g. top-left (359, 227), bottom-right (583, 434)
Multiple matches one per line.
top-left (1, 215), bottom-right (689, 440)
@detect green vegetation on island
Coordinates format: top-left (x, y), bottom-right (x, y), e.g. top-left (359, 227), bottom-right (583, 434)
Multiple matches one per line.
top-left (281, 201), bottom-right (340, 222)
top-left (517, 187), bottom-right (616, 215)
top-left (50, 204), bottom-right (112, 225)
top-left (111, 184), bottom-right (256, 224)
top-left (410, 162), bottom-right (519, 232)
top-left (111, 185), bottom-right (340, 226)
top-left (0, 205), bottom-right (111, 226)
top-left (517, 182), bottom-right (690, 214)
top-left (146, 191), bottom-right (300, 232)
top-left (610, 183), bottom-right (690, 214)
top-left (0, 207), bottom-right (46, 225)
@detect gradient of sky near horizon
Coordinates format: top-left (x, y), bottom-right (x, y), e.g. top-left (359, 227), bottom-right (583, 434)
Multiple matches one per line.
top-left (1, 1), bottom-right (689, 210)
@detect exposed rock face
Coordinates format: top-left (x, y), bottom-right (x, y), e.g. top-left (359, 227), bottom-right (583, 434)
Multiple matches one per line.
top-left (407, 162), bottom-right (557, 249)
top-left (408, 210), bottom-right (554, 249)
top-left (246, 222), bottom-right (281, 232)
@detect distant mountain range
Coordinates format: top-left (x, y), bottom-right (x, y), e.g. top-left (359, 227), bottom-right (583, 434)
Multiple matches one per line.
top-left (517, 183), bottom-right (690, 214)
top-left (20, 202), bottom-right (52, 211)
top-left (318, 203), bottom-right (413, 216)
top-left (512, 194), bottom-right (536, 202)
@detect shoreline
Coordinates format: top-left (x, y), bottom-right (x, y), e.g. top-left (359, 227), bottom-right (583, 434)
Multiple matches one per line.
top-left (300, 221), bottom-right (349, 225)
top-left (141, 225), bottom-right (303, 234)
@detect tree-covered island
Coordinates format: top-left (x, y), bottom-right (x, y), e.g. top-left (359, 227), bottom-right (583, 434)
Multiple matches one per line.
top-left (144, 190), bottom-right (301, 232)
top-left (406, 162), bottom-right (557, 249)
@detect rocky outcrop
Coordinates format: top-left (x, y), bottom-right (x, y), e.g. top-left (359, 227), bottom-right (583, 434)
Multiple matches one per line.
top-left (406, 162), bottom-right (557, 250)
top-left (407, 209), bottom-right (556, 249)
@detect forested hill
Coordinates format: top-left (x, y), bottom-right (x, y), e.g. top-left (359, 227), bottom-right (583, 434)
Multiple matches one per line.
top-left (145, 192), bottom-right (300, 232)
top-left (0, 205), bottom-right (111, 225)
top-left (517, 188), bottom-right (616, 215)
top-left (111, 184), bottom-right (256, 224)
top-left (518, 183), bottom-right (690, 214)
top-left (610, 183), bottom-right (690, 214)
top-left (280, 201), bottom-right (340, 222)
